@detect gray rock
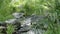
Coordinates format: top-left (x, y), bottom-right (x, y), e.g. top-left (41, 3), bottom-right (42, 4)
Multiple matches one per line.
top-left (21, 30), bottom-right (35, 34)
top-left (0, 22), bottom-right (6, 27)
top-left (25, 15), bottom-right (47, 24)
top-left (21, 18), bottom-right (31, 27)
top-left (12, 18), bottom-right (32, 34)
top-left (0, 26), bottom-right (6, 29)
top-left (5, 19), bottom-right (17, 24)
top-left (5, 18), bottom-right (22, 33)
top-left (12, 12), bottom-right (24, 19)
top-left (31, 15), bottom-right (46, 25)
top-left (16, 29), bottom-right (45, 34)
top-left (0, 26), bottom-right (7, 34)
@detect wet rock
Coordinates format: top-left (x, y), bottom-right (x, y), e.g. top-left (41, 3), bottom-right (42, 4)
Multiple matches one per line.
top-left (18, 18), bottom-right (31, 32)
top-left (0, 22), bottom-right (7, 34)
top-left (0, 26), bottom-right (7, 34)
top-left (12, 18), bottom-right (32, 34)
top-left (0, 22), bottom-right (6, 27)
top-left (0, 26), bottom-right (6, 29)
top-left (5, 19), bottom-right (21, 31)
top-left (5, 19), bottom-right (17, 24)
top-left (12, 12), bottom-right (24, 19)
top-left (20, 30), bottom-right (35, 34)
top-left (21, 18), bottom-right (31, 26)
top-left (16, 29), bottom-right (45, 34)
top-left (31, 15), bottom-right (46, 22)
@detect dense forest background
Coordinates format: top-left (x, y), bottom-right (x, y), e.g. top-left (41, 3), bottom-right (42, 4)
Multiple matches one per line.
top-left (0, 0), bottom-right (60, 34)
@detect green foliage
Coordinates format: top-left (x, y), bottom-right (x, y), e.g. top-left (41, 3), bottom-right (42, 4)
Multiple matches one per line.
top-left (7, 24), bottom-right (15, 34)
top-left (0, 0), bottom-right (14, 21)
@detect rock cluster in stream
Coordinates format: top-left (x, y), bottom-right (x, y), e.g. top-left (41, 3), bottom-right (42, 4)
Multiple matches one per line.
top-left (0, 12), bottom-right (48, 34)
